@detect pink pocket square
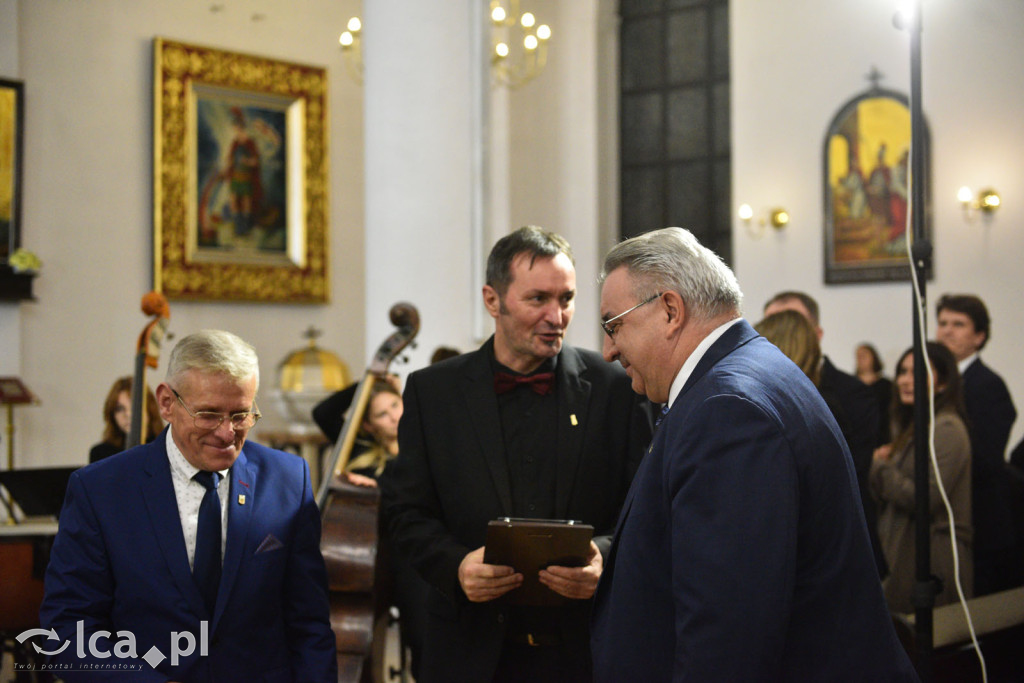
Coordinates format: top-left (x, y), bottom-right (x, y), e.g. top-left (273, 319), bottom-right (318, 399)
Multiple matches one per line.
top-left (255, 534), bottom-right (284, 554)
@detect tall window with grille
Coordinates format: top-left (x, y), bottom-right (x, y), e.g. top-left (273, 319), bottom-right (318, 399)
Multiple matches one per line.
top-left (619, 0), bottom-right (731, 263)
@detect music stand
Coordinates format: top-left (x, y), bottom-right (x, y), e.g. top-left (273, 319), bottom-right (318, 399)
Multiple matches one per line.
top-left (0, 467), bottom-right (76, 522)
top-left (0, 376), bottom-right (37, 470)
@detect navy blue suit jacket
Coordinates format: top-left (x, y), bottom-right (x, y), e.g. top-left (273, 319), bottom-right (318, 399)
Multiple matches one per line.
top-left (591, 321), bottom-right (917, 682)
top-left (40, 430), bottom-right (336, 682)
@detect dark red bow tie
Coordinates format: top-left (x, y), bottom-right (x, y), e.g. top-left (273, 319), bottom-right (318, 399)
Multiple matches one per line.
top-left (494, 371), bottom-right (555, 396)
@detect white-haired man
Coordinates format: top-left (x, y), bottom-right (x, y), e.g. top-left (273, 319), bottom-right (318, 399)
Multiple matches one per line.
top-left (42, 330), bottom-right (336, 681)
top-left (591, 228), bottom-right (917, 682)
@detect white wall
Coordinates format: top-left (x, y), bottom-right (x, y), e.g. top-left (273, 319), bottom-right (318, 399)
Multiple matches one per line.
top-left (505, 0), bottom-right (608, 354)
top-left (6, 0), bottom-right (1022, 466)
top-left (5, 0), bottom-right (365, 466)
top-left (733, 0), bottom-right (1024, 453)
top-left (363, 0), bottom-right (609, 367)
top-left (362, 0), bottom-right (482, 372)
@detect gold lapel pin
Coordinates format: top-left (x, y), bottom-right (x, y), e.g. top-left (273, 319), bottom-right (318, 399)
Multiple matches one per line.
top-left (238, 494), bottom-right (246, 505)
top-left (570, 414), bottom-right (578, 426)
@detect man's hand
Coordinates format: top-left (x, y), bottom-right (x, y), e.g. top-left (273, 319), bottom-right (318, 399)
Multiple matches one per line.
top-left (458, 546), bottom-right (523, 602)
top-left (343, 472), bottom-right (378, 488)
top-left (538, 540), bottom-right (603, 600)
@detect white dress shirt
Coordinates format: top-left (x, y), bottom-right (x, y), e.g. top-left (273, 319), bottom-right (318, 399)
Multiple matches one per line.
top-left (666, 317), bottom-right (744, 409)
top-left (165, 429), bottom-right (229, 569)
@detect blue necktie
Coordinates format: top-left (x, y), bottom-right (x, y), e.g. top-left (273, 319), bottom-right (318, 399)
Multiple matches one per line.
top-left (655, 403), bottom-right (670, 428)
top-left (193, 470), bottom-right (222, 616)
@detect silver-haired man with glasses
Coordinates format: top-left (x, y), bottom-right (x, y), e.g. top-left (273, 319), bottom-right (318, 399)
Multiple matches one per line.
top-left (590, 228), bottom-right (917, 682)
top-left (42, 329), bottom-right (336, 682)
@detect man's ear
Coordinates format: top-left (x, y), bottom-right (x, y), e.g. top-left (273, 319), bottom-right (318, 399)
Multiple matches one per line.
top-left (661, 291), bottom-right (686, 333)
top-left (482, 285), bottom-right (501, 320)
top-left (154, 383), bottom-right (176, 422)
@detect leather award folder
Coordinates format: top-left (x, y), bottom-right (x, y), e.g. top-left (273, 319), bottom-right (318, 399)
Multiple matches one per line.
top-left (483, 517), bottom-right (594, 606)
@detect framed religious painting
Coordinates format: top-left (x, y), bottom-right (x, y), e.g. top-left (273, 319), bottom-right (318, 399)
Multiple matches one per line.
top-left (1, 78), bottom-right (24, 265)
top-left (822, 87), bottom-right (931, 284)
top-left (153, 38), bottom-right (328, 302)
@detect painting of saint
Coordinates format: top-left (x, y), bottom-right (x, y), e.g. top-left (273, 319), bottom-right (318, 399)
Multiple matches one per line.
top-left (823, 90), bottom-right (928, 284)
top-left (194, 95), bottom-right (288, 258)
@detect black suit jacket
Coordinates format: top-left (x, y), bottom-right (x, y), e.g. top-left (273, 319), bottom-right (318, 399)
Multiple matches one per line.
top-left (963, 358), bottom-right (1017, 484)
top-left (382, 338), bottom-right (650, 683)
top-left (963, 358), bottom-right (1018, 566)
top-left (820, 356), bottom-right (887, 575)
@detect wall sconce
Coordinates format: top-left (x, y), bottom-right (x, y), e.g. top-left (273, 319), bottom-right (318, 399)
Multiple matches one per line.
top-left (739, 204), bottom-right (790, 235)
top-left (957, 186), bottom-right (1000, 221)
top-left (338, 16), bottom-right (364, 84)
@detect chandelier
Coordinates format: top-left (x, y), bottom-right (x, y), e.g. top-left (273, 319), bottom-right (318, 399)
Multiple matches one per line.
top-left (489, 0), bottom-right (551, 89)
top-left (338, 1), bottom-right (551, 89)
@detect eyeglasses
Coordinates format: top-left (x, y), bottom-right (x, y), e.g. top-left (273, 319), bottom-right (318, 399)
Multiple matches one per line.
top-left (171, 388), bottom-right (261, 431)
top-left (601, 292), bottom-right (662, 338)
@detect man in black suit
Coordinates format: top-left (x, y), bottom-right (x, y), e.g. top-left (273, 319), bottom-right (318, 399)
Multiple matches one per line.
top-left (382, 226), bottom-right (650, 682)
top-left (763, 290), bottom-right (886, 576)
top-left (937, 293), bottom-right (1020, 594)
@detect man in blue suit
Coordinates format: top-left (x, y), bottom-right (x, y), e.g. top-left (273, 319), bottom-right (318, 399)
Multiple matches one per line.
top-left (590, 228), bottom-right (917, 682)
top-left (41, 330), bottom-right (336, 682)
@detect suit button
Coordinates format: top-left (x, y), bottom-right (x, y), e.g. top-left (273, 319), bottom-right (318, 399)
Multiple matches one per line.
top-left (497, 614), bottom-right (505, 624)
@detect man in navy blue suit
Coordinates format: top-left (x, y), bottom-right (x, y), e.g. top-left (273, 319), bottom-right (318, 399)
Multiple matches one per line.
top-left (591, 228), bottom-right (917, 682)
top-left (937, 293), bottom-right (1020, 594)
top-left (41, 330), bottom-right (336, 682)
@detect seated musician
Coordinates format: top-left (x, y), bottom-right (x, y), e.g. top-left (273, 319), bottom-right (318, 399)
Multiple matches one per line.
top-left (313, 375), bottom-right (429, 681)
top-left (313, 375), bottom-right (402, 487)
top-left (88, 376), bottom-right (163, 463)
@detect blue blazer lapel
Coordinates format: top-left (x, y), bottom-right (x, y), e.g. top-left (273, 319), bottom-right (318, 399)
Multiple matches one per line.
top-left (554, 346), bottom-right (590, 520)
top-left (602, 320), bottom-right (758, 597)
top-left (215, 450), bottom-right (256, 627)
top-left (462, 341), bottom-right (513, 515)
top-left (139, 435), bottom-right (207, 620)
top-left (677, 319), bottom-right (759, 399)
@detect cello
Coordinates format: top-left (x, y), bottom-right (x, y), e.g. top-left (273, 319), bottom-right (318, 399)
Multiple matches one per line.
top-left (126, 291), bottom-right (171, 449)
top-left (318, 302), bottom-right (419, 682)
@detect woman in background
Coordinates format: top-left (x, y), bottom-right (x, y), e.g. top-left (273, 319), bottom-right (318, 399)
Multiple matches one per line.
top-left (343, 379), bottom-right (403, 486)
top-left (755, 310), bottom-right (845, 430)
top-left (856, 342), bottom-right (894, 444)
top-left (870, 342), bottom-right (973, 613)
top-left (89, 376), bottom-right (163, 463)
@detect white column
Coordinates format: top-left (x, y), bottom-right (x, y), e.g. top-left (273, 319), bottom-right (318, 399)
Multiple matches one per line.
top-left (363, 0), bottom-right (488, 369)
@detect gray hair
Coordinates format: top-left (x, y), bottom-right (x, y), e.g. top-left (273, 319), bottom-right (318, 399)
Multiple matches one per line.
top-left (600, 227), bottom-right (743, 321)
top-left (165, 329), bottom-right (260, 390)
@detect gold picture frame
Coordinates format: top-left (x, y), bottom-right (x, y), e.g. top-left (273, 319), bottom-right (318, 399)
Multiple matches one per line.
top-left (822, 86), bottom-right (931, 284)
top-left (153, 38), bottom-right (328, 302)
top-left (1, 78), bottom-right (24, 264)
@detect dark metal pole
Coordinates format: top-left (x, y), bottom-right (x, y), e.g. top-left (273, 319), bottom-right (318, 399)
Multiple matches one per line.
top-left (907, 1), bottom-right (935, 679)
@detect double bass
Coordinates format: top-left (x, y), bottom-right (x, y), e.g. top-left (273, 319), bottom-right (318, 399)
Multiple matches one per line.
top-left (126, 291), bottom-right (171, 449)
top-left (318, 303), bottom-right (419, 682)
